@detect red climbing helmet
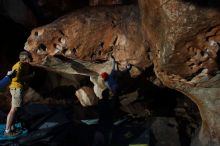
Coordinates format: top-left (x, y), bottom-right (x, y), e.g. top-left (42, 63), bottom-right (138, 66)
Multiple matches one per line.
top-left (100, 72), bottom-right (109, 81)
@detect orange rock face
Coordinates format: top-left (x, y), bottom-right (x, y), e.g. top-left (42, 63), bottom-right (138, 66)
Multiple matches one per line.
top-left (24, 5), bottom-right (152, 111)
top-left (25, 5), bottom-right (151, 76)
top-left (139, 0), bottom-right (220, 145)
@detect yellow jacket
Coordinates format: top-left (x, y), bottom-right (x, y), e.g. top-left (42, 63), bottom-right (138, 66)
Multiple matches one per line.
top-left (9, 61), bottom-right (30, 89)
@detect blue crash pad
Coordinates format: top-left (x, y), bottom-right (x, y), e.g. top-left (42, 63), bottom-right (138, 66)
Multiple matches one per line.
top-left (0, 123), bottom-right (28, 141)
top-left (81, 119), bottom-right (99, 125)
top-left (81, 117), bottom-right (128, 126)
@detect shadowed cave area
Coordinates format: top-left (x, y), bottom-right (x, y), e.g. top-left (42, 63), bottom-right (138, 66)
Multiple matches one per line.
top-left (3, 65), bottom-right (202, 146)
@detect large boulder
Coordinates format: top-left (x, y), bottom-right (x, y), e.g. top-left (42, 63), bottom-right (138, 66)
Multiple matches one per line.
top-left (139, 0), bottom-right (220, 145)
top-left (24, 2), bottom-right (220, 145)
top-left (24, 5), bottom-right (152, 105)
top-left (24, 5), bottom-right (151, 77)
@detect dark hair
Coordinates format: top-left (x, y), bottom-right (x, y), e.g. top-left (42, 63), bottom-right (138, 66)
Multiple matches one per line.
top-left (19, 51), bottom-right (32, 61)
top-left (102, 88), bottom-right (110, 99)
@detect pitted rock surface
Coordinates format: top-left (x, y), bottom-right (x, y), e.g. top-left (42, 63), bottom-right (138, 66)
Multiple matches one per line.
top-left (139, 0), bottom-right (220, 145)
top-left (25, 5), bottom-right (151, 77)
top-left (23, 1), bottom-right (220, 145)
